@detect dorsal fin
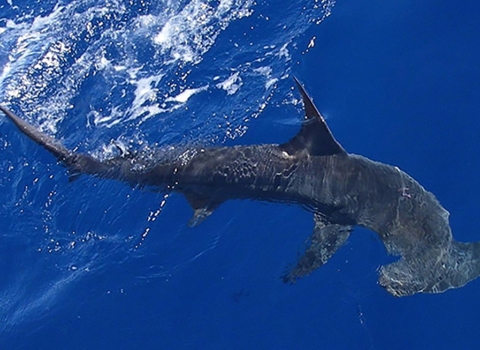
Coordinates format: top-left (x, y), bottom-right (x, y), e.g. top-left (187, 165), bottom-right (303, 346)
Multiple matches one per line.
top-left (280, 78), bottom-right (346, 157)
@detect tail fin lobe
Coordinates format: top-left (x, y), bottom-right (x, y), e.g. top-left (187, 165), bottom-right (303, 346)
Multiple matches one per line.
top-left (0, 105), bottom-right (71, 161)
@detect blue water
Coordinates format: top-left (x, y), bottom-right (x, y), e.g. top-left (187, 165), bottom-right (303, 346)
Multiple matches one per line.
top-left (1, 0), bottom-right (480, 348)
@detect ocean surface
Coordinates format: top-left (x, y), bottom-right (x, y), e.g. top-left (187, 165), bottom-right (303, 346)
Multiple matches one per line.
top-left (1, 0), bottom-right (480, 348)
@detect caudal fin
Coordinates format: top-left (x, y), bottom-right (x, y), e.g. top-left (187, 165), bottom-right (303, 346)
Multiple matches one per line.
top-left (0, 105), bottom-right (108, 177)
top-left (0, 105), bottom-right (71, 161)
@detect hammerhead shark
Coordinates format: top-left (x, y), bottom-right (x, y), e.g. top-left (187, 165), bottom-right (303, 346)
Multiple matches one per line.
top-left (1, 78), bottom-right (479, 297)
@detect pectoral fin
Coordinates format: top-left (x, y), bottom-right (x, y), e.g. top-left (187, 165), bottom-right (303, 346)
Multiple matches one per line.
top-left (189, 207), bottom-right (216, 227)
top-left (184, 193), bottom-right (221, 227)
top-left (283, 213), bottom-right (352, 283)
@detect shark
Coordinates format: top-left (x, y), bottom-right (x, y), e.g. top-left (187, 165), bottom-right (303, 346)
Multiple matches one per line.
top-left (1, 78), bottom-right (480, 297)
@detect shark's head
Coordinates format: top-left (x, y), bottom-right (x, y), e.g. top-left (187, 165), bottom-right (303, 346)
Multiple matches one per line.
top-left (379, 240), bottom-right (480, 296)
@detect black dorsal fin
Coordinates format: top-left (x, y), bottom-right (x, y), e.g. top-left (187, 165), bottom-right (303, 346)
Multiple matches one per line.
top-left (280, 78), bottom-right (346, 157)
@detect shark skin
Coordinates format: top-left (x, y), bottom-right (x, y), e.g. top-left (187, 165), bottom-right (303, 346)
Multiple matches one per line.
top-left (2, 78), bottom-right (480, 297)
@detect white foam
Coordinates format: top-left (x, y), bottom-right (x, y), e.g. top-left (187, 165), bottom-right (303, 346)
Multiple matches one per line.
top-left (131, 75), bottom-right (163, 108)
top-left (166, 85), bottom-right (209, 103)
top-left (216, 72), bottom-right (242, 95)
top-left (153, 0), bottom-right (254, 65)
top-left (277, 42), bottom-right (291, 60)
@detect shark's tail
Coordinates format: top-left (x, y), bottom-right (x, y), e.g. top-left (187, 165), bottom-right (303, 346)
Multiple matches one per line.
top-left (0, 105), bottom-right (71, 161)
top-left (0, 105), bottom-right (106, 176)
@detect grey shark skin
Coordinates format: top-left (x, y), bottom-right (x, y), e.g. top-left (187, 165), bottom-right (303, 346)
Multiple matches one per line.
top-left (2, 78), bottom-right (480, 297)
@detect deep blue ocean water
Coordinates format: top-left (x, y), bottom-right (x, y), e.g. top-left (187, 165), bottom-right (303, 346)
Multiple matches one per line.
top-left (1, 0), bottom-right (480, 348)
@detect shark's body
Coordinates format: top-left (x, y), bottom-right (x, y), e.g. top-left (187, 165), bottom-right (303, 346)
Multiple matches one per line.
top-left (2, 78), bottom-right (480, 297)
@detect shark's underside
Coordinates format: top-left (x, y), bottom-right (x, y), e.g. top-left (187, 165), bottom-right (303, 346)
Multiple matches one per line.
top-left (2, 78), bottom-right (480, 297)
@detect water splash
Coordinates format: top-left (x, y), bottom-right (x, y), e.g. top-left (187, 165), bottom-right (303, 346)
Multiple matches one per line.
top-left (0, 0), bottom-right (335, 141)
